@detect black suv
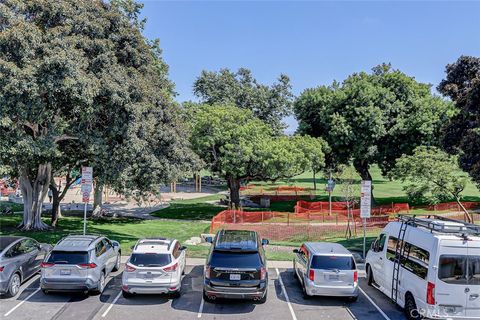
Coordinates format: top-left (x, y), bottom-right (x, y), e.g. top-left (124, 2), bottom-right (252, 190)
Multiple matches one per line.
top-left (203, 230), bottom-right (269, 303)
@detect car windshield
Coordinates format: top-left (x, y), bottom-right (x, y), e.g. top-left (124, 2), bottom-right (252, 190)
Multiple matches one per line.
top-left (439, 255), bottom-right (480, 285)
top-left (310, 255), bottom-right (355, 270)
top-left (129, 253), bottom-right (171, 267)
top-left (209, 251), bottom-right (262, 268)
top-left (47, 251), bottom-right (89, 264)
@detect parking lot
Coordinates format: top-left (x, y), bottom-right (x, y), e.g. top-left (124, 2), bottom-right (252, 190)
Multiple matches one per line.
top-left (0, 263), bottom-right (407, 320)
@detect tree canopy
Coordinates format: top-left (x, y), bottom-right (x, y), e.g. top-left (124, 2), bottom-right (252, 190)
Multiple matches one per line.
top-left (294, 64), bottom-right (455, 187)
top-left (0, 0), bottom-right (196, 230)
top-left (193, 68), bottom-right (293, 134)
top-left (438, 55), bottom-right (480, 186)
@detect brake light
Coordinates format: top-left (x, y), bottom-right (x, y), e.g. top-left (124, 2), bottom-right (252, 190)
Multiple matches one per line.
top-left (309, 269), bottom-right (315, 281)
top-left (40, 262), bottom-right (55, 268)
top-left (427, 282), bottom-right (435, 305)
top-left (78, 263), bottom-right (97, 269)
top-left (125, 264), bottom-right (136, 272)
top-left (0, 266), bottom-right (4, 272)
top-left (163, 262), bottom-right (178, 272)
top-left (205, 266), bottom-right (211, 279)
top-left (260, 267), bottom-right (267, 280)
top-left (353, 271), bottom-right (358, 283)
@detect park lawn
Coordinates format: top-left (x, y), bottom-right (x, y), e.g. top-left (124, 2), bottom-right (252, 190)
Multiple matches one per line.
top-left (0, 201), bottom-right (24, 212)
top-left (151, 194), bottom-right (226, 220)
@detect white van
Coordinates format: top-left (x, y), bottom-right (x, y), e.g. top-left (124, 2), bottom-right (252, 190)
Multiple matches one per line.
top-left (366, 215), bottom-right (480, 320)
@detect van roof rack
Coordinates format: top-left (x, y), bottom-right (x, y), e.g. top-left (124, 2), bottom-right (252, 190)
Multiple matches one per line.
top-left (396, 214), bottom-right (480, 235)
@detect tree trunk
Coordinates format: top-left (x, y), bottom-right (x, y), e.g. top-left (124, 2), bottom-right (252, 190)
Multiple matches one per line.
top-left (50, 184), bottom-right (62, 227)
top-left (94, 182), bottom-right (103, 209)
top-left (455, 197), bottom-right (473, 223)
top-left (353, 159), bottom-right (375, 202)
top-left (313, 169), bottom-right (317, 191)
top-left (18, 164), bottom-right (52, 231)
top-left (227, 176), bottom-right (241, 209)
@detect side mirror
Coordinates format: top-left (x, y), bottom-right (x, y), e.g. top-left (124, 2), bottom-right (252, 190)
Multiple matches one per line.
top-left (371, 240), bottom-right (378, 251)
top-left (205, 236), bottom-right (213, 244)
top-left (261, 239), bottom-right (269, 246)
top-left (292, 249), bottom-right (299, 254)
top-left (179, 246), bottom-right (187, 251)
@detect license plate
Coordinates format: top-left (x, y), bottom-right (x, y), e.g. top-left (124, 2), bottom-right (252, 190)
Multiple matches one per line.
top-left (329, 275), bottom-right (339, 281)
top-left (144, 273), bottom-right (154, 279)
top-left (230, 274), bottom-right (241, 281)
top-left (60, 269), bottom-right (71, 275)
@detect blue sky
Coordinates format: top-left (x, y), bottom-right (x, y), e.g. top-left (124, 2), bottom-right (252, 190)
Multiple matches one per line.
top-left (140, 1), bottom-right (480, 133)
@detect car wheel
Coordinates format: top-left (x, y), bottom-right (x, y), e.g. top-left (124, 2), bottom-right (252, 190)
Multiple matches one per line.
top-left (96, 272), bottom-right (106, 294)
top-left (405, 294), bottom-right (423, 320)
top-left (257, 291), bottom-right (267, 304)
top-left (347, 295), bottom-right (358, 302)
top-left (122, 290), bottom-right (133, 299)
top-left (302, 283), bottom-right (310, 299)
top-left (203, 290), bottom-right (215, 303)
top-left (42, 289), bottom-right (49, 295)
top-left (170, 290), bottom-right (181, 299)
top-left (367, 265), bottom-right (374, 286)
top-left (6, 273), bottom-right (21, 297)
top-left (293, 263), bottom-right (298, 279)
top-left (112, 254), bottom-right (121, 272)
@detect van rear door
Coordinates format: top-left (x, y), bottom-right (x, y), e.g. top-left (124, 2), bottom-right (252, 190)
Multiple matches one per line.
top-left (436, 239), bottom-right (469, 318)
top-left (310, 255), bottom-right (356, 287)
top-left (466, 240), bottom-right (480, 318)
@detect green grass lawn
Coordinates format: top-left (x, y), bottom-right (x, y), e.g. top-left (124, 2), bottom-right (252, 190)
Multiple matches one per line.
top-left (0, 201), bottom-right (24, 212)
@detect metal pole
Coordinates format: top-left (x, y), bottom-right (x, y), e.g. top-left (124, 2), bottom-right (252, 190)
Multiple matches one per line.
top-left (83, 201), bottom-right (87, 235)
top-left (328, 170), bottom-right (332, 216)
top-left (363, 218), bottom-right (366, 259)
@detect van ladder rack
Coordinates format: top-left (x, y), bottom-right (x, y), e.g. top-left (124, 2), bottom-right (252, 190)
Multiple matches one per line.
top-left (396, 214), bottom-right (480, 235)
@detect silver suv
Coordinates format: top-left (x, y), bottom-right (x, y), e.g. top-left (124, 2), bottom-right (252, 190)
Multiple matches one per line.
top-left (122, 238), bottom-right (186, 298)
top-left (40, 235), bottom-right (121, 294)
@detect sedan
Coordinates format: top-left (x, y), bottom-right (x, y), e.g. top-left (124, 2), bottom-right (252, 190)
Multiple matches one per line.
top-left (0, 236), bottom-right (52, 297)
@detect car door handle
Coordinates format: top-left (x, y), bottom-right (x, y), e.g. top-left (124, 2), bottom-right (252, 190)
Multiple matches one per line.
top-left (379, 257), bottom-right (383, 260)
top-left (470, 294), bottom-right (479, 300)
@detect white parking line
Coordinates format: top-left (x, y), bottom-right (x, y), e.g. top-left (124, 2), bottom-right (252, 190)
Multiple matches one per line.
top-left (3, 288), bottom-right (40, 317)
top-left (275, 268), bottom-right (297, 320)
top-left (358, 287), bottom-right (391, 320)
top-left (101, 290), bottom-right (122, 318)
top-left (197, 297), bottom-right (204, 318)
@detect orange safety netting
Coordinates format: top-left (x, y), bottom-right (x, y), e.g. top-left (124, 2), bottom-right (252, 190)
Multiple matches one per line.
top-left (426, 202), bottom-right (480, 211)
top-left (294, 201), bottom-right (410, 216)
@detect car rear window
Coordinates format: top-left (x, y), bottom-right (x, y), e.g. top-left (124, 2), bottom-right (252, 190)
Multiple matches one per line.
top-left (47, 251), bottom-right (89, 264)
top-left (209, 251), bottom-right (262, 268)
top-left (129, 253), bottom-right (171, 267)
top-left (310, 255), bottom-right (355, 270)
top-left (439, 255), bottom-right (480, 285)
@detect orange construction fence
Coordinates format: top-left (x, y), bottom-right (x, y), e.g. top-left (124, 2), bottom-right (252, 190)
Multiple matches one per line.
top-left (294, 200), bottom-right (410, 216)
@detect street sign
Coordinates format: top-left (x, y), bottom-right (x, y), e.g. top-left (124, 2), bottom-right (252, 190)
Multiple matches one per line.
top-left (326, 179), bottom-right (336, 192)
top-left (82, 191), bottom-right (90, 203)
top-left (360, 180), bottom-right (371, 218)
top-left (81, 167), bottom-right (93, 203)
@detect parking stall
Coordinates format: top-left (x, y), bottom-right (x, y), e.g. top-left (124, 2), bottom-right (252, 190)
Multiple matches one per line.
top-left (1, 264), bottom-right (405, 320)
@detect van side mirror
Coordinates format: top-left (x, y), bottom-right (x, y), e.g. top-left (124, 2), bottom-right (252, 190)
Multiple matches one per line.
top-left (261, 239), bottom-right (269, 246)
top-left (179, 246), bottom-right (187, 251)
top-left (293, 249), bottom-right (299, 254)
top-left (205, 236), bottom-right (213, 244)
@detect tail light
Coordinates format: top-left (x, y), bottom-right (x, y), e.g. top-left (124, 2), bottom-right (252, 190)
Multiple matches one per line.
top-left (40, 262), bottom-right (55, 268)
top-left (163, 262), bottom-right (178, 272)
top-left (353, 271), bottom-right (358, 283)
top-left (205, 266), bottom-right (211, 279)
top-left (260, 267), bottom-right (267, 280)
top-left (309, 269), bottom-right (315, 281)
top-left (0, 266), bottom-right (4, 272)
top-left (427, 282), bottom-right (435, 305)
top-left (125, 264), bottom-right (136, 272)
top-left (78, 263), bottom-right (97, 269)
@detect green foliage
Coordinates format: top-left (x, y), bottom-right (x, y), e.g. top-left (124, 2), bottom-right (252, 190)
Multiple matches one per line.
top-left (439, 56), bottom-right (480, 187)
top-left (193, 68), bottom-right (293, 134)
top-left (294, 64), bottom-right (455, 180)
top-left (391, 146), bottom-right (467, 204)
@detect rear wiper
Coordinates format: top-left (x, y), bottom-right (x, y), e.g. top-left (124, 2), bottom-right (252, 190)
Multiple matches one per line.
top-left (53, 261), bottom-right (69, 264)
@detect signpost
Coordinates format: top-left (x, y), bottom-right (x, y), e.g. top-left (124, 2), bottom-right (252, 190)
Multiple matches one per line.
top-left (81, 167), bottom-right (93, 235)
top-left (360, 180), bottom-right (372, 259)
top-left (326, 170), bottom-right (335, 216)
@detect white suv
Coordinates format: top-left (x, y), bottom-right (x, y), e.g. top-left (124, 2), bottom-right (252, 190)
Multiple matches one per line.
top-left (122, 238), bottom-right (186, 298)
top-left (366, 215), bottom-right (480, 320)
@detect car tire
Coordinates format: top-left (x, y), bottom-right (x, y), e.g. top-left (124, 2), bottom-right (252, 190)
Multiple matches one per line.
top-left (366, 265), bottom-right (374, 286)
top-left (122, 290), bottom-right (133, 299)
top-left (405, 294), bottom-right (423, 320)
top-left (302, 284), bottom-right (310, 299)
top-left (95, 272), bottom-right (106, 294)
top-left (293, 263), bottom-right (298, 279)
top-left (171, 290), bottom-right (181, 299)
top-left (257, 291), bottom-right (267, 304)
top-left (347, 295), bottom-right (358, 302)
top-left (112, 254), bottom-right (121, 272)
top-left (6, 273), bottom-right (21, 298)
top-left (42, 289), bottom-right (49, 295)
top-left (203, 290), bottom-right (215, 303)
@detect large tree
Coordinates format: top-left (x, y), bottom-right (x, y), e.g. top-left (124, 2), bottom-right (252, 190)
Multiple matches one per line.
top-left (187, 104), bottom-right (327, 207)
top-left (294, 64), bottom-right (455, 192)
top-left (0, 0), bottom-right (196, 230)
top-left (193, 68), bottom-right (293, 134)
top-left (438, 56), bottom-right (480, 185)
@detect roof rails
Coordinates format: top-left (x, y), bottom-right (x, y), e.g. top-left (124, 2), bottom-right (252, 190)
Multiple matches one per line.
top-left (134, 238), bottom-right (175, 251)
top-left (396, 214), bottom-right (480, 235)
top-left (56, 234), bottom-right (103, 246)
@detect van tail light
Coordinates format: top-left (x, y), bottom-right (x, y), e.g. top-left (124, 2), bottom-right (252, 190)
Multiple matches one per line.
top-left (353, 271), bottom-right (358, 283)
top-left (40, 262), bottom-right (55, 268)
top-left (78, 263), bottom-right (97, 269)
top-left (205, 266), bottom-right (211, 279)
top-left (125, 264), bottom-right (136, 272)
top-left (0, 266), bottom-right (4, 272)
top-left (309, 269), bottom-right (315, 281)
top-left (427, 282), bottom-right (435, 305)
top-left (163, 262), bottom-right (178, 272)
top-left (260, 267), bottom-right (267, 280)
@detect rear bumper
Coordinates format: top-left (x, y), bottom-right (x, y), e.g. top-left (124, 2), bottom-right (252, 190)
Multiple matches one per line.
top-left (203, 279), bottom-right (267, 300)
top-left (304, 279), bottom-right (358, 297)
top-left (40, 278), bottom-right (97, 292)
top-left (122, 280), bottom-right (181, 294)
